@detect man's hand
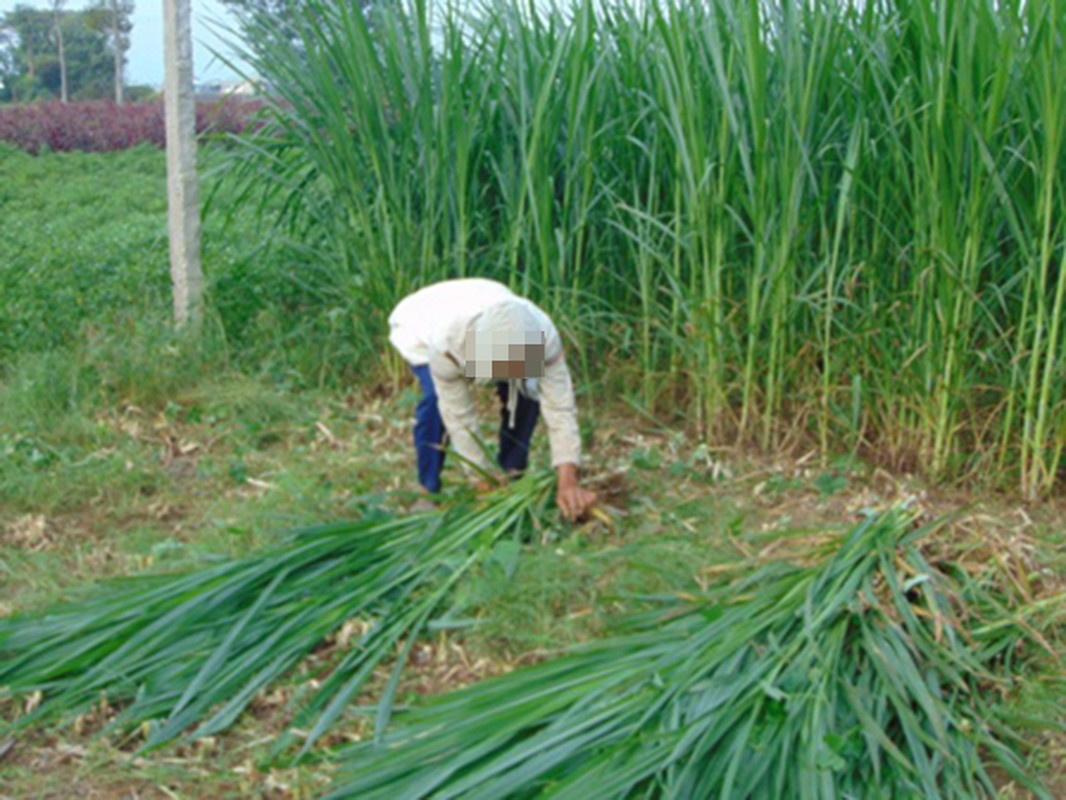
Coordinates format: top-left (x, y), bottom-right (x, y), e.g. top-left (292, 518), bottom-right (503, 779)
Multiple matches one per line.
top-left (555, 463), bottom-right (597, 521)
top-left (473, 475), bottom-right (504, 494)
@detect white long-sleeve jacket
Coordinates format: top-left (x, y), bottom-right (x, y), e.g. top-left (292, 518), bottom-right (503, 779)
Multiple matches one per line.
top-left (388, 279), bottom-right (581, 473)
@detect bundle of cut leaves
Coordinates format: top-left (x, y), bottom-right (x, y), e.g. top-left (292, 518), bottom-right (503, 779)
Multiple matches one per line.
top-left (329, 508), bottom-right (1061, 799)
top-left (0, 473), bottom-right (555, 754)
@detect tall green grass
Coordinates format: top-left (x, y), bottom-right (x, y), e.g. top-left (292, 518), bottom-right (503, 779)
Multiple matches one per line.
top-left (228, 0), bottom-right (1065, 495)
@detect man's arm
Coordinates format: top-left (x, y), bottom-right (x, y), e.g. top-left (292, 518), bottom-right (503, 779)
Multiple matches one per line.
top-left (538, 352), bottom-right (596, 519)
top-left (537, 352), bottom-right (582, 468)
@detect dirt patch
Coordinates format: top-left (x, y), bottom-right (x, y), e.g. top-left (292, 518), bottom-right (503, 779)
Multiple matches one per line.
top-left (2, 514), bottom-right (55, 550)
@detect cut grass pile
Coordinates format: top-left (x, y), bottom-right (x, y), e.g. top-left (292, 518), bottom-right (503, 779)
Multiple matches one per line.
top-left (2, 479), bottom-right (1061, 798)
top-left (0, 474), bottom-right (556, 757)
top-left (329, 509), bottom-right (1063, 799)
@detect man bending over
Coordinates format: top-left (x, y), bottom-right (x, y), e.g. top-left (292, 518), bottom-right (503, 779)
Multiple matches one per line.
top-left (388, 278), bottom-right (597, 521)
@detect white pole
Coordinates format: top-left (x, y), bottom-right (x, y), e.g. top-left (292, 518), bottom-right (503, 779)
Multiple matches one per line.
top-left (163, 0), bottom-right (202, 327)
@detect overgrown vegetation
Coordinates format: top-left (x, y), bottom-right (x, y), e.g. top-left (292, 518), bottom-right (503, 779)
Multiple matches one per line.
top-left (228, 0), bottom-right (1066, 495)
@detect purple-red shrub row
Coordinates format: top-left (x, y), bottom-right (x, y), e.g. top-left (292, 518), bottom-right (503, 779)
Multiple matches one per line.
top-left (0, 98), bottom-right (266, 154)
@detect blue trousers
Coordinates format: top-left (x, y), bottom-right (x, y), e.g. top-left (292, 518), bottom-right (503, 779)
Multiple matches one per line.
top-left (411, 365), bottom-right (540, 493)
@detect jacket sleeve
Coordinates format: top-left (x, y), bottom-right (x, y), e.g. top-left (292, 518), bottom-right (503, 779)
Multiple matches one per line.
top-left (429, 354), bottom-right (495, 476)
top-left (538, 352), bottom-right (582, 468)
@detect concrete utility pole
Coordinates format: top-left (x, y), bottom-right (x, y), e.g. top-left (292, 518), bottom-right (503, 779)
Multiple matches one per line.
top-left (163, 0), bottom-right (202, 327)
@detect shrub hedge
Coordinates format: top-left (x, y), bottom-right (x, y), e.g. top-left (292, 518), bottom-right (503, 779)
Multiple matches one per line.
top-left (0, 99), bottom-right (264, 154)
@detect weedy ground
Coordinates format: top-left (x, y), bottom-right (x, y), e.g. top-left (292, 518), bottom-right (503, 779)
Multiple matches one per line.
top-left (0, 149), bottom-right (1062, 799)
top-left (1, 380), bottom-right (1062, 798)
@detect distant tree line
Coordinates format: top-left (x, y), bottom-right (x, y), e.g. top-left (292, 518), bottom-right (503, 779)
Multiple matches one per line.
top-left (218, 0), bottom-right (376, 50)
top-left (0, 2), bottom-right (148, 104)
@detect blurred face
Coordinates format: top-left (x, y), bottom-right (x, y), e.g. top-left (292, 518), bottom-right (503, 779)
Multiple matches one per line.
top-left (465, 329), bottom-right (546, 381)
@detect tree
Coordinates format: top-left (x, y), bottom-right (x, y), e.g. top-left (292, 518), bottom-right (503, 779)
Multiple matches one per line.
top-left (0, 26), bottom-right (18, 102)
top-left (218, 0), bottom-right (306, 32)
top-left (108, 0), bottom-right (132, 103)
top-left (1, 5), bottom-right (53, 101)
top-left (1, 4), bottom-right (122, 103)
top-left (88, 0), bottom-right (133, 104)
top-left (218, 0), bottom-right (371, 49)
top-left (50, 0), bottom-right (67, 103)
top-left (43, 9), bottom-right (111, 100)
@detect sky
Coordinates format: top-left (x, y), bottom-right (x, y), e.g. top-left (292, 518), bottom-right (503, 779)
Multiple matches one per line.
top-left (0, 0), bottom-right (250, 87)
